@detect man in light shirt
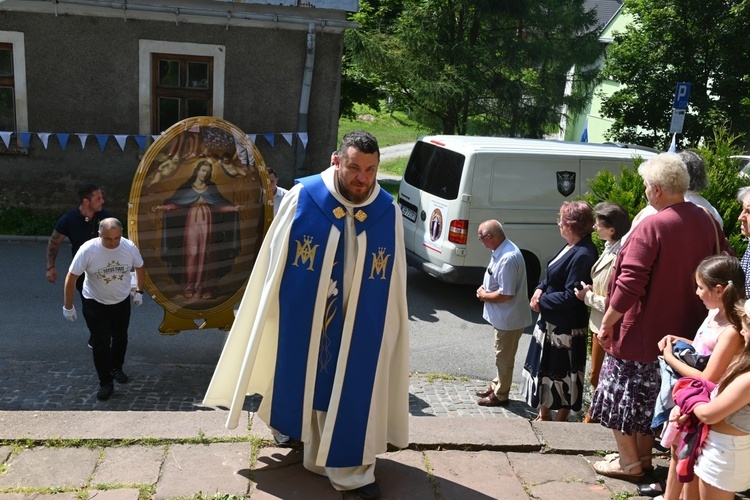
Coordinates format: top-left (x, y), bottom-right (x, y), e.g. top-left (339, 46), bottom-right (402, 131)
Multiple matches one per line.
top-left (475, 219), bottom-right (532, 406)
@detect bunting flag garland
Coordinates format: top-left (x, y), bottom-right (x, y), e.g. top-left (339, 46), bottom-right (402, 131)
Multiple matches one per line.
top-left (38, 133), bottom-right (51, 149)
top-left (0, 130), bottom-right (310, 152)
top-left (57, 133), bottom-right (69, 151)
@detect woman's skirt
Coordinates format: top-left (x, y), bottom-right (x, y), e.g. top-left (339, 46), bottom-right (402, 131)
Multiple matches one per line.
top-left (694, 429), bottom-right (750, 492)
top-left (522, 319), bottom-right (587, 411)
top-left (589, 353), bottom-right (660, 436)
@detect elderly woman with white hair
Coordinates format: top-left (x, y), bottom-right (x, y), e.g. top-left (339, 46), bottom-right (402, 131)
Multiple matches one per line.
top-left (590, 152), bottom-right (726, 481)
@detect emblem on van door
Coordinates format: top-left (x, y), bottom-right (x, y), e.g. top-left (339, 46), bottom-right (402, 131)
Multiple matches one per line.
top-left (556, 171), bottom-right (576, 197)
top-left (429, 209), bottom-right (443, 241)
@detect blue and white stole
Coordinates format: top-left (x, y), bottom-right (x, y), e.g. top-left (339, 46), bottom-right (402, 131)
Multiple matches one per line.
top-left (271, 174), bottom-right (396, 467)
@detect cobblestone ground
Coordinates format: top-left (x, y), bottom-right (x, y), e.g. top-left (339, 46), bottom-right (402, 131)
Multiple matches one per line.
top-left (0, 359), bottom-right (536, 419)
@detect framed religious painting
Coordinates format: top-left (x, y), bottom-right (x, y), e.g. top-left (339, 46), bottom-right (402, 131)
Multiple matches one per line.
top-left (128, 116), bottom-right (273, 333)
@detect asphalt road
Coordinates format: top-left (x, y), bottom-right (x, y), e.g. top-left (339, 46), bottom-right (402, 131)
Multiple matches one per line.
top-left (2, 238), bottom-right (532, 386)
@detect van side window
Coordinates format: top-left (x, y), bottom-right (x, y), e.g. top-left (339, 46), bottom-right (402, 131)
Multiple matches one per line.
top-left (404, 142), bottom-right (464, 200)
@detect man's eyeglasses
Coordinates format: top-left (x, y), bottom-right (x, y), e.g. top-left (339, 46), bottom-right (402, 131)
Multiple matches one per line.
top-left (478, 234), bottom-right (491, 240)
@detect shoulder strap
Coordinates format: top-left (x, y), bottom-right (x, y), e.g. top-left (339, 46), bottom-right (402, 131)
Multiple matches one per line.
top-left (698, 205), bottom-right (720, 255)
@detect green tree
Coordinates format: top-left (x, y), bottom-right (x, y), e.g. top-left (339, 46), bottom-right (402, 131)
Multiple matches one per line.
top-left (346, 0), bottom-right (604, 137)
top-left (600, 0), bottom-right (750, 149)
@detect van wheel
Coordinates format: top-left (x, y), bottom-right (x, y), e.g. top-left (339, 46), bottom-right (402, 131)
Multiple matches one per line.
top-left (521, 251), bottom-right (541, 300)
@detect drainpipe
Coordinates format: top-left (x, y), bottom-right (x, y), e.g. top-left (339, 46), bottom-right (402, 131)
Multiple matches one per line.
top-left (294, 22), bottom-right (316, 179)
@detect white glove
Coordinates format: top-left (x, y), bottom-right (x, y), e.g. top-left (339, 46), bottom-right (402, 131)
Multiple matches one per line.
top-left (132, 292), bottom-right (143, 306)
top-left (63, 305), bottom-right (77, 322)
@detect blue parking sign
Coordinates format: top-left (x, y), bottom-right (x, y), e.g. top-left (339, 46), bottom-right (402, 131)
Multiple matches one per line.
top-left (673, 82), bottom-right (691, 110)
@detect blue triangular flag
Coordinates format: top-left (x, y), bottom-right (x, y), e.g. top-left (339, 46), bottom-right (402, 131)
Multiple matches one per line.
top-left (134, 135), bottom-right (147, 150)
top-left (19, 132), bottom-right (32, 148)
top-left (57, 133), bottom-right (70, 151)
top-left (96, 134), bottom-right (109, 151)
top-left (263, 133), bottom-right (275, 147)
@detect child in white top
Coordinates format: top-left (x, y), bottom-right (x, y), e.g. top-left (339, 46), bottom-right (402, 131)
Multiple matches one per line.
top-left (656, 255), bottom-right (745, 500)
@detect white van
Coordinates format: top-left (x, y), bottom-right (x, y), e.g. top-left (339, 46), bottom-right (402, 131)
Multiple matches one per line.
top-left (397, 136), bottom-right (657, 291)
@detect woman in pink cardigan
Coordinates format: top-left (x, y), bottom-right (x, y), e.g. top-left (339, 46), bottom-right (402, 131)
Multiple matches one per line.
top-left (589, 153), bottom-right (724, 482)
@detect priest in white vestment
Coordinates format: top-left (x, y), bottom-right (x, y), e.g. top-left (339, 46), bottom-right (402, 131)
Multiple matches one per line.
top-left (203, 131), bottom-right (409, 500)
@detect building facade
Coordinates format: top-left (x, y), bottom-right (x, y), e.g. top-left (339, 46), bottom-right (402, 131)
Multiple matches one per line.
top-left (0, 0), bottom-right (356, 215)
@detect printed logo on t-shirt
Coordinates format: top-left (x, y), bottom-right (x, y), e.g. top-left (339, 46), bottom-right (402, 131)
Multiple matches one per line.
top-left (96, 261), bottom-right (129, 284)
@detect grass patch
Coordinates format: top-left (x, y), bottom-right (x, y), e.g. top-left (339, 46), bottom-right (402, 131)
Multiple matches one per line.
top-left (416, 372), bottom-right (471, 384)
top-left (338, 104), bottom-right (427, 148)
top-left (379, 156), bottom-right (408, 177)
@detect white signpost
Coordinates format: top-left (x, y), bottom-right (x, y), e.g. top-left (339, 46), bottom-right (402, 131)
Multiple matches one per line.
top-left (669, 82), bottom-right (691, 134)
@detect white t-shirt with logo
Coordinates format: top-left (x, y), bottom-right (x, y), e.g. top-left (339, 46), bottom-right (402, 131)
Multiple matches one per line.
top-left (70, 237), bottom-right (144, 305)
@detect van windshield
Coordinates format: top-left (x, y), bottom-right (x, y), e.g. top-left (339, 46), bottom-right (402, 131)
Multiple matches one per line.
top-left (403, 141), bottom-right (465, 200)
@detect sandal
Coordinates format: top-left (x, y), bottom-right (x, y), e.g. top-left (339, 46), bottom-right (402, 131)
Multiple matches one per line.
top-left (593, 456), bottom-right (644, 482)
top-left (601, 453), bottom-right (654, 473)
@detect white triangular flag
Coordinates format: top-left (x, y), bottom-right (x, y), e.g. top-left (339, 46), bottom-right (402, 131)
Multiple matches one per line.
top-left (282, 133), bottom-right (294, 146)
top-left (298, 132), bottom-right (309, 149)
top-left (0, 131), bottom-right (11, 148)
top-left (114, 134), bottom-right (128, 151)
top-left (77, 133), bottom-right (89, 149)
top-left (248, 134), bottom-right (257, 144)
top-left (38, 133), bottom-right (51, 149)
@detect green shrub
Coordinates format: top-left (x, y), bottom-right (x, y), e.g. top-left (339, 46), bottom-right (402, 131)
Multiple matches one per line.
top-left (698, 128), bottom-right (747, 255)
top-left (0, 207), bottom-right (60, 236)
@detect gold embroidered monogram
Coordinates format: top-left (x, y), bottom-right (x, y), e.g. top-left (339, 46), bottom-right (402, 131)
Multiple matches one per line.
top-left (332, 207), bottom-right (346, 219)
top-left (293, 236), bottom-right (319, 271)
top-left (369, 247), bottom-right (391, 280)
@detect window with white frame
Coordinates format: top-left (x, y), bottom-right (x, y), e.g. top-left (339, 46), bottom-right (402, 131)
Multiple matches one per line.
top-left (0, 31), bottom-right (28, 147)
top-left (139, 40), bottom-right (225, 135)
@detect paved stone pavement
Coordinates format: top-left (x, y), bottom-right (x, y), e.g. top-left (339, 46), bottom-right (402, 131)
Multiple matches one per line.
top-left (0, 359), bottom-right (537, 419)
top-left (1, 376), bottom-right (749, 500)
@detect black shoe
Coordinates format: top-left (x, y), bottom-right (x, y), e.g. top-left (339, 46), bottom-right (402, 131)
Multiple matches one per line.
top-left (353, 481), bottom-right (381, 500)
top-left (96, 383), bottom-right (114, 401)
top-left (637, 482), bottom-right (665, 497)
top-left (111, 368), bottom-right (129, 384)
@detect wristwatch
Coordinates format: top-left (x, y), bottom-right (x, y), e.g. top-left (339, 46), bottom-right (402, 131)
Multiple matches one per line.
top-left (135, 289), bottom-right (144, 294)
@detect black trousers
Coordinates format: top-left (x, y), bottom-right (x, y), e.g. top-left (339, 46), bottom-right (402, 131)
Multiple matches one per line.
top-left (81, 296), bottom-right (130, 386)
